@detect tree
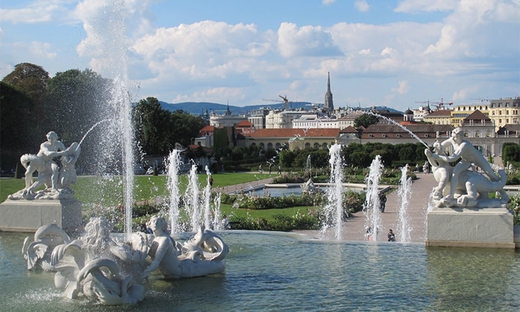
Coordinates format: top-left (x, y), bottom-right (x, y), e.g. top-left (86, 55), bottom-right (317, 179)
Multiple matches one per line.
top-left (2, 63), bottom-right (50, 149)
top-left (133, 97), bottom-right (171, 155)
top-left (279, 149), bottom-right (296, 168)
top-left (45, 69), bottom-right (110, 142)
top-left (503, 143), bottom-right (520, 163)
top-left (169, 110), bottom-right (205, 148)
top-left (0, 82), bottom-right (37, 170)
top-left (2, 63), bottom-right (49, 111)
top-left (354, 114), bottom-right (378, 128)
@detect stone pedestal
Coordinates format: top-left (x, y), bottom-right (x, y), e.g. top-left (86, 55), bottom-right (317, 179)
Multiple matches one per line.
top-left (0, 199), bottom-right (82, 234)
top-left (426, 207), bottom-right (515, 249)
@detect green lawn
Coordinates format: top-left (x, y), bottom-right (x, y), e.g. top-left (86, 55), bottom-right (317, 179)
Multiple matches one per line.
top-left (0, 172), bottom-right (276, 205)
top-left (220, 203), bottom-right (315, 220)
top-left (0, 172), bottom-right (317, 229)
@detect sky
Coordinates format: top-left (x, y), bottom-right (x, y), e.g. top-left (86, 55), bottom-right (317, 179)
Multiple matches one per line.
top-left (0, 0), bottom-right (519, 112)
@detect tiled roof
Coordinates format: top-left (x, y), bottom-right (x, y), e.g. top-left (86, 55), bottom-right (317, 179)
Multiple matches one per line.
top-left (339, 126), bottom-right (358, 133)
top-left (425, 110), bottom-right (452, 117)
top-left (463, 110), bottom-right (490, 121)
top-left (245, 128), bottom-right (341, 138)
top-left (236, 120), bottom-right (253, 127)
top-left (199, 125), bottom-right (214, 132)
top-left (363, 124), bottom-right (453, 133)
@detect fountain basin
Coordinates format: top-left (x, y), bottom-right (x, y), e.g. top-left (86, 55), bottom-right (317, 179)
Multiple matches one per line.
top-left (1, 230), bottom-right (519, 311)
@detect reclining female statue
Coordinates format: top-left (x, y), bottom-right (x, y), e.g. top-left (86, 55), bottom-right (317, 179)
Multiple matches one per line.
top-left (143, 216), bottom-right (228, 279)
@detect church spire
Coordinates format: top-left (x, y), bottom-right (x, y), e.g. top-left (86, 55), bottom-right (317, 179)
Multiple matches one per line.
top-left (324, 72), bottom-right (334, 112)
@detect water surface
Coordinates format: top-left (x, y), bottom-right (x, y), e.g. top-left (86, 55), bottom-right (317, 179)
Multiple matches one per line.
top-left (1, 231), bottom-right (518, 311)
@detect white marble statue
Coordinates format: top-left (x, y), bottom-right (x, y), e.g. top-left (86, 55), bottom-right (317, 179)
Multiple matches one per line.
top-left (301, 178), bottom-right (317, 194)
top-left (9, 131), bottom-right (81, 200)
top-left (22, 216), bottom-right (230, 305)
top-left (142, 216), bottom-right (229, 279)
top-left (425, 128), bottom-right (508, 208)
top-left (22, 223), bottom-right (71, 271)
top-left (51, 217), bottom-right (148, 304)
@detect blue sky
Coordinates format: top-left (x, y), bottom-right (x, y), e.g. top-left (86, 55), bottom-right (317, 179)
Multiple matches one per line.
top-left (1, 0), bottom-right (519, 112)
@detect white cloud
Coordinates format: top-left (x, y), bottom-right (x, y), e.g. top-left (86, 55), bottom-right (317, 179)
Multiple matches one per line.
top-left (452, 86), bottom-right (479, 102)
top-left (132, 20), bottom-right (270, 84)
top-left (355, 0), bottom-right (370, 12)
top-left (322, 0), bottom-right (336, 5)
top-left (29, 41), bottom-right (57, 59)
top-left (277, 22), bottom-right (342, 58)
top-left (394, 0), bottom-right (458, 13)
top-left (0, 0), bottom-right (73, 23)
top-left (74, 0), bottom-right (157, 77)
top-left (392, 80), bottom-right (410, 95)
top-left (424, 0), bottom-right (520, 56)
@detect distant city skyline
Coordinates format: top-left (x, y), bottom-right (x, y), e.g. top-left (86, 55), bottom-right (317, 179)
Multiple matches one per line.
top-left (0, 0), bottom-right (518, 112)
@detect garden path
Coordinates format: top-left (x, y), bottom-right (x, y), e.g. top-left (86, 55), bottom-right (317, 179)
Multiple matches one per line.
top-left (295, 172), bottom-right (438, 243)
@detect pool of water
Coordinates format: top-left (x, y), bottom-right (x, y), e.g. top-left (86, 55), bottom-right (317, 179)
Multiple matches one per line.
top-left (1, 231), bottom-right (519, 311)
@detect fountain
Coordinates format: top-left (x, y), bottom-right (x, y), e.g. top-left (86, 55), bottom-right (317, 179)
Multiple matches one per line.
top-left (318, 144), bottom-right (345, 239)
top-left (166, 149), bottom-right (181, 233)
top-left (366, 111), bottom-right (429, 148)
top-left (1, 1), bottom-right (519, 309)
top-left (185, 163), bottom-right (201, 232)
top-left (397, 165), bottom-right (412, 242)
top-left (363, 155), bottom-right (384, 241)
top-left (165, 150), bottom-right (223, 233)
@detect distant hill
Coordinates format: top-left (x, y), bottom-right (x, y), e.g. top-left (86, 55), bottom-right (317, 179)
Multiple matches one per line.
top-left (159, 101), bottom-right (314, 115)
top-left (159, 101), bottom-right (403, 115)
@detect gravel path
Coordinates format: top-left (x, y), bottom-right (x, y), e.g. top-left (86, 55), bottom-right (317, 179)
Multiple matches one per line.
top-left (294, 173), bottom-right (438, 243)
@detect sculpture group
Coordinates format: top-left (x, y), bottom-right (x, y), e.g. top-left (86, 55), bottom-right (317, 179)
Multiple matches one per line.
top-left (9, 131), bottom-right (81, 200)
top-left (22, 217), bottom-right (229, 305)
top-left (425, 127), bottom-right (508, 208)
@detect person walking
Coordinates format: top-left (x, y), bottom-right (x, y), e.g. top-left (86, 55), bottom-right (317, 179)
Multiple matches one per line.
top-left (379, 192), bottom-right (387, 212)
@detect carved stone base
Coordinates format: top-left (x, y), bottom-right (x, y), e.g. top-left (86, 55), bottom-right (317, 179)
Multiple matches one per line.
top-left (426, 207), bottom-right (515, 249)
top-left (0, 198), bottom-right (82, 234)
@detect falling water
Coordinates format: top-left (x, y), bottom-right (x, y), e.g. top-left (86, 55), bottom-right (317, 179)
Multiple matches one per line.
top-left (85, 1), bottom-right (136, 236)
top-left (213, 193), bottom-right (223, 231)
top-left (397, 165), bottom-right (413, 242)
top-left (166, 150), bottom-right (181, 233)
top-left (364, 155), bottom-right (383, 242)
top-left (366, 111), bottom-right (429, 148)
top-left (78, 119), bottom-right (111, 147)
top-left (320, 144), bottom-right (345, 240)
top-left (306, 155), bottom-right (312, 177)
top-left (185, 164), bottom-right (200, 232)
top-left (203, 166), bottom-right (212, 230)
top-left (423, 190), bottom-right (436, 240)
